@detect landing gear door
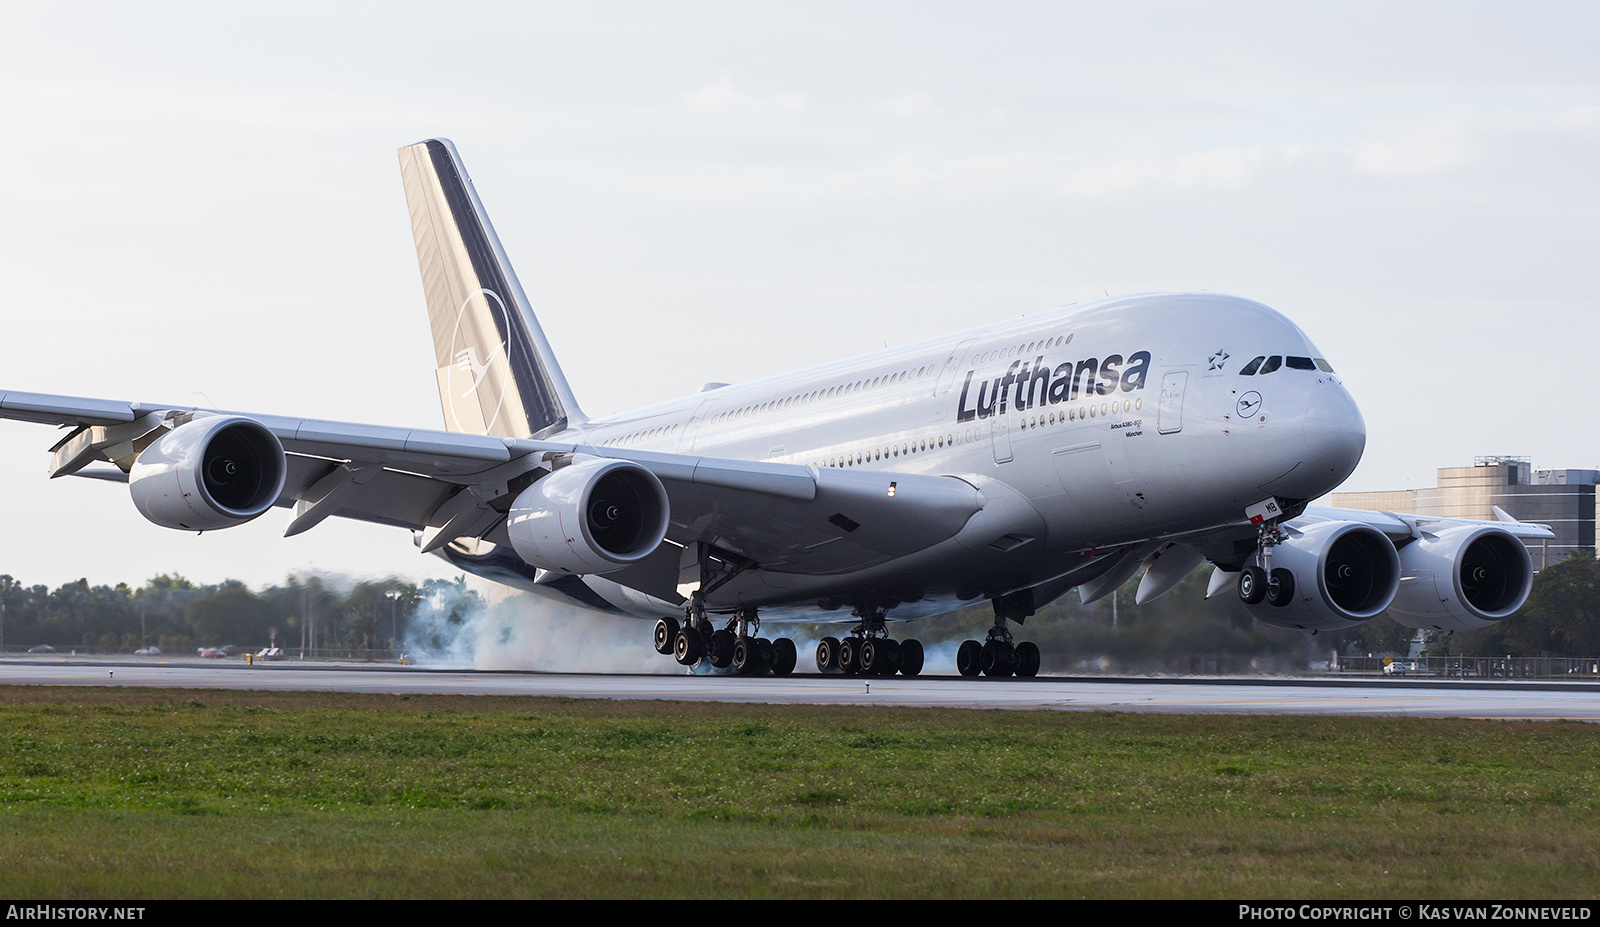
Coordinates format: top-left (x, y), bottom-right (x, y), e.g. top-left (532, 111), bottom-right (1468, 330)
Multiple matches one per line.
top-left (1158, 371), bottom-right (1188, 435)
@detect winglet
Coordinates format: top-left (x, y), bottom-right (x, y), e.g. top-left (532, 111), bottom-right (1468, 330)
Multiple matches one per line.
top-left (1491, 505), bottom-right (1520, 524)
top-left (398, 139), bottom-right (587, 439)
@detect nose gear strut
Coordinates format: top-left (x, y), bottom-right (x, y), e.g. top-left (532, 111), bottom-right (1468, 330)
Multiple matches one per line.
top-left (1238, 513), bottom-right (1296, 608)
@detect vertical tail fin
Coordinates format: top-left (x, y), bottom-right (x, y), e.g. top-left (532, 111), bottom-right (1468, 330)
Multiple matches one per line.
top-left (398, 138), bottom-right (586, 439)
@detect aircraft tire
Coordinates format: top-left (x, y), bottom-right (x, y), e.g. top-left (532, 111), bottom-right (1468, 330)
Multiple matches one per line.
top-left (816, 637), bottom-right (841, 674)
top-left (653, 617), bottom-right (679, 655)
top-left (732, 637), bottom-right (757, 674)
top-left (980, 640), bottom-right (1015, 677)
top-left (1015, 641), bottom-right (1041, 677)
top-left (674, 627), bottom-right (703, 665)
top-left (1267, 568), bottom-right (1296, 607)
top-left (858, 639), bottom-right (878, 675)
top-left (956, 639), bottom-right (983, 677)
top-left (899, 639), bottom-right (924, 677)
top-left (878, 638), bottom-right (902, 677)
top-left (1238, 566), bottom-right (1268, 605)
top-left (838, 637), bottom-right (862, 675)
top-left (771, 638), bottom-right (797, 676)
top-left (708, 629), bottom-right (736, 668)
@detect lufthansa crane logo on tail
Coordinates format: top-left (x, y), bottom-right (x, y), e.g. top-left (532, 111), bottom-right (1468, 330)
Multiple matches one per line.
top-left (444, 288), bottom-right (511, 433)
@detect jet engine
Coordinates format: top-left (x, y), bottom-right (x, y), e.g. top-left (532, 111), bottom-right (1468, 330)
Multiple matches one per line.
top-left (507, 458), bottom-right (670, 574)
top-left (1246, 521), bottom-right (1401, 632)
top-left (129, 416), bottom-right (288, 531)
top-left (1386, 525), bottom-right (1533, 631)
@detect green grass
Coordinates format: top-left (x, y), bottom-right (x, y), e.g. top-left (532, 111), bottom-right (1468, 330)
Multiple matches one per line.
top-left (0, 687), bottom-right (1597, 898)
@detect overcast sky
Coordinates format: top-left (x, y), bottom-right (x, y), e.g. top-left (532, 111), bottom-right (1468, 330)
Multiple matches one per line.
top-left (1, 2), bottom-right (1596, 590)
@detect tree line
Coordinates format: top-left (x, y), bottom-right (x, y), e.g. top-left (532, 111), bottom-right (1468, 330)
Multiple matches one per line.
top-left (0, 573), bottom-right (481, 655)
top-left (3, 551), bottom-right (1597, 659)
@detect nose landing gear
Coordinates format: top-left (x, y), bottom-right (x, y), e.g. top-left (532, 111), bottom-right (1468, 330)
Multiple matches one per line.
top-left (1238, 512), bottom-right (1296, 608)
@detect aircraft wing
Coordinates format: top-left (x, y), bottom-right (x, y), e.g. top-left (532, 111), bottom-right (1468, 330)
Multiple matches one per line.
top-left (0, 389), bottom-right (986, 577)
top-left (1289, 505), bottom-right (1555, 542)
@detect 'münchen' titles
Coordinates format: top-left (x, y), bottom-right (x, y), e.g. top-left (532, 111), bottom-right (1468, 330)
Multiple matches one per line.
top-left (956, 350), bottom-right (1152, 423)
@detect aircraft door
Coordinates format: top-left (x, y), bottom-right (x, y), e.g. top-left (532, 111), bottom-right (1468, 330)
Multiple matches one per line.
top-left (934, 337), bottom-right (979, 398)
top-left (991, 412), bottom-right (1014, 464)
top-left (676, 399), bottom-right (716, 453)
top-left (1158, 371), bottom-right (1188, 435)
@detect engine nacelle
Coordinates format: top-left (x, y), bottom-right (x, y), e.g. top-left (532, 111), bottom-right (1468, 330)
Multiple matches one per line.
top-left (507, 458), bottom-right (670, 574)
top-left (1247, 521), bottom-right (1401, 632)
top-left (129, 416), bottom-right (288, 531)
top-left (1387, 525), bottom-right (1533, 631)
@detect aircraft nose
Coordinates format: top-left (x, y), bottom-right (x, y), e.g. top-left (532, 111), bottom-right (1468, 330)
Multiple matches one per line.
top-left (1255, 381), bottom-right (1366, 499)
top-left (1302, 383), bottom-right (1366, 488)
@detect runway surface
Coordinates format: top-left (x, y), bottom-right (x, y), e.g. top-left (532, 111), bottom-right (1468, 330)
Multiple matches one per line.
top-left (3, 657), bottom-right (1598, 719)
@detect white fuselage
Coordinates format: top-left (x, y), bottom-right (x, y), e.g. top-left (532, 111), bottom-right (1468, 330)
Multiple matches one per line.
top-left (530, 292), bottom-right (1366, 621)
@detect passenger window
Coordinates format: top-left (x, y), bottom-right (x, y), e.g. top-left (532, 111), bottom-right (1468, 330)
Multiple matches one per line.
top-left (1260, 356), bottom-right (1282, 374)
top-left (1240, 356), bottom-right (1265, 375)
top-left (1287, 356), bottom-right (1315, 370)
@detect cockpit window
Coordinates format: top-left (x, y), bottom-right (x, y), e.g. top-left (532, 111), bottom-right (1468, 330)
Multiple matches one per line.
top-left (1260, 356), bottom-right (1283, 374)
top-left (1314, 358), bottom-right (1334, 373)
top-left (1286, 356), bottom-right (1315, 370)
top-left (1239, 356), bottom-right (1265, 376)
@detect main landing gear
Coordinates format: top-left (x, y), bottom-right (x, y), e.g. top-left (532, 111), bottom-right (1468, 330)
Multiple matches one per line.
top-left (815, 605), bottom-right (925, 677)
top-left (955, 591), bottom-right (1041, 678)
top-left (651, 545), bottom-right (794, 676)
top-left (653, 604), bottom-right (797, 677)
top-left (1237, 519), bottom-right (1295, 608)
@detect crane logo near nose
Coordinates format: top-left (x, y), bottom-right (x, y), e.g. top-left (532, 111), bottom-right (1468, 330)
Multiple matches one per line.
top-left (1237, 391), bottom-right (1263, 418)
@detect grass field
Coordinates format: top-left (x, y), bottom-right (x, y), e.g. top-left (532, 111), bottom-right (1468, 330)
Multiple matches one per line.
top-left (1, 686), bottom-right (1597, 899)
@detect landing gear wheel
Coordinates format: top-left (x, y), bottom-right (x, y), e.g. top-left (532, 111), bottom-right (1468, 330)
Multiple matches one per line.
top-left (899, 639), bottom-right (925, 677)
top-left (877, 638), bottom-right (902, 677)
top-left (981, 639), bottom-right (1016, 677)
top-left (956, 639), bottom-right (983, 677)
top-left (653, 617), bottom-right (679, 655)
top-left (708, 629), bottom-right (736, 668)
top-left (1014, 641), bottom-right (1041, 678)
top-left (732, 637), bottom-right (759, 675)
top-left (1267, 568), bottom-right (1296, 607)
top-left (816, 637), bottom-right (841, 674)
top-left (771, 638), bottom-right (797, 676)
top-left (1238, 566), bottom-right (1268, 605)
top-left (859, 638), bottom-right (881, 676)
top-left (673, 627), bottom-right (703, 665)
top-left (838, 637), bottom-right (862, 675)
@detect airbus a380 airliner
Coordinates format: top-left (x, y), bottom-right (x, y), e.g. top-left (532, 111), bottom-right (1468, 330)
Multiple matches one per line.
top-left (0, 139), bottom-right (1551, 677)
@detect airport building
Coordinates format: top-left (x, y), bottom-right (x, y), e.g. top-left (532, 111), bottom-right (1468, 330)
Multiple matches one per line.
top-left (1331, 457), bottom-right (1597, 569)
